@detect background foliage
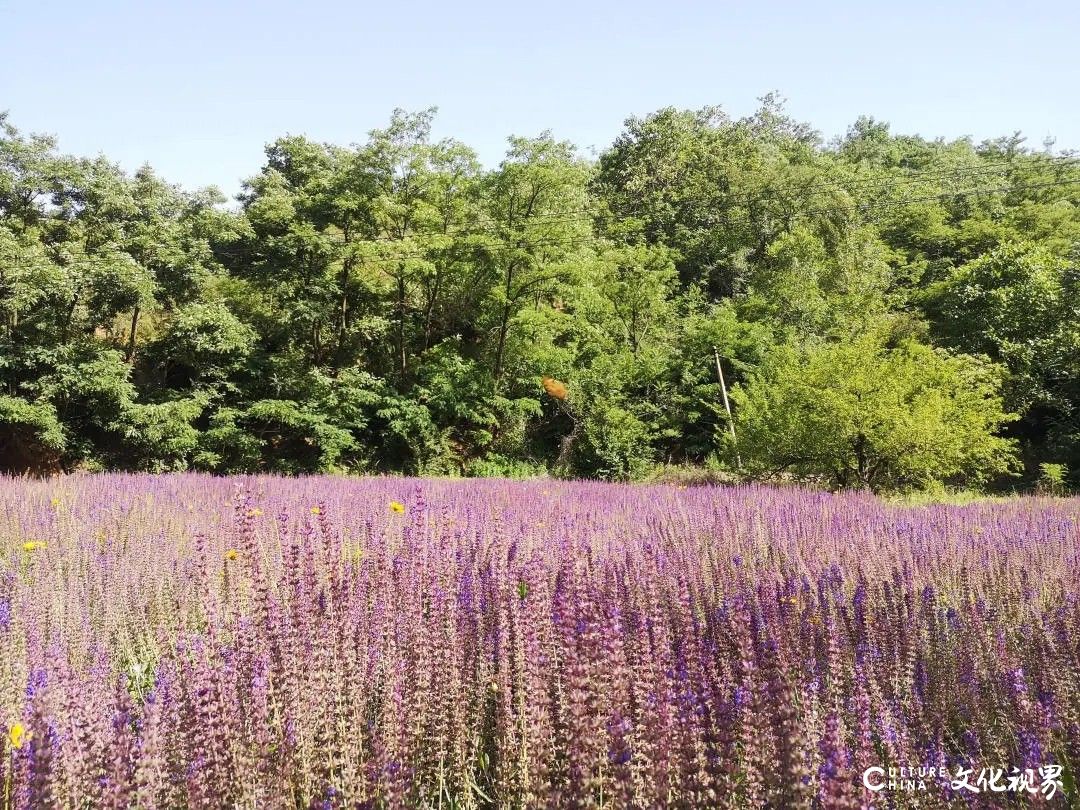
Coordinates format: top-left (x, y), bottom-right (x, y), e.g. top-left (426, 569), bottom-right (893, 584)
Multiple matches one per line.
top-left (1, 103), bottom-right (1078, 492)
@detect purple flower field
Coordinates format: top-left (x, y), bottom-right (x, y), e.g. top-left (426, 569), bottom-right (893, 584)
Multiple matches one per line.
top-left (0, 474), bottom-right (1077, 808)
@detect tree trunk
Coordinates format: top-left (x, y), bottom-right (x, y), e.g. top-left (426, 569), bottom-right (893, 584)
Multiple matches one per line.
top-left (492, 261), bottom-right (515, 387)
top-left (853, 433), bottom-right (871, 490)
top-left (60, 295), bottom-right (78, 344)
top-left (397, 271), bottom-right (407, 386)
top-left (125, 306), bottom-right (140, 362)
top-left (423, 268), bottom-right (443, 351)
top-left (336, 257), bottom-right (352, 361)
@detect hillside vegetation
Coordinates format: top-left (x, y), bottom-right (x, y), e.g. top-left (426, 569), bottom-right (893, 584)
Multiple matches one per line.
top-left (1, 100), bottom-right (1078, 492)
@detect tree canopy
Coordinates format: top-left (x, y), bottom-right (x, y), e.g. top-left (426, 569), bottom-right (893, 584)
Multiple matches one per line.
top-left (1, 103), bottom-right (1078, 492)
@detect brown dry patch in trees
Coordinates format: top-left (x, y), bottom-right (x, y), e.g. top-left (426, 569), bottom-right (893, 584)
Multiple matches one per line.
top-left (0, 427), bottom-right (63, 477)
top-left (541, 376), bottom-right (568, 401)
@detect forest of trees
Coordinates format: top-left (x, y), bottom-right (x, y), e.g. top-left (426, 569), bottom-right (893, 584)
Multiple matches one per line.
top-left (1, 98), bottom-right (1078, 493)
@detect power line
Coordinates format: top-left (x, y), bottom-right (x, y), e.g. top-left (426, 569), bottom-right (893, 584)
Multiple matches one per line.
top-left (9, 155), bottom-right (1080, 250)
top-left (772, 154), bottom-right (1080, 199)
top-left (3, 174), bottom-right (1079, 267)
top-left (369, 153), bottom-right (1080, 236)
top-left (197, 176), bottom-right (1079, 265)
top-left (312, 176), bottom-right (1080, 260)
top-left (272, 161), bottom-right (1080, 251)
top-left (151, 152), bottom-right (1080, 249)
top-left (443, 153), bottom-right (1080, 227)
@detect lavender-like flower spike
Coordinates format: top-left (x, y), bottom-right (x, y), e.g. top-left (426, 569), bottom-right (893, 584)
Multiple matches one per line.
top-left (0, 476), bottom-right (1075, 807)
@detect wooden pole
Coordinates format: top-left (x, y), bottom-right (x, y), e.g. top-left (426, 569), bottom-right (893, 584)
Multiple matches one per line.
top-left (713, 346), bottom-right (741, 470)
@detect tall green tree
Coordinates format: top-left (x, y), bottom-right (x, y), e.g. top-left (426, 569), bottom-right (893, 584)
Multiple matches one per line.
top-left (921, 241), bottom-right (1080, 482)
top-left (483, 133), bottom-right (591, 388)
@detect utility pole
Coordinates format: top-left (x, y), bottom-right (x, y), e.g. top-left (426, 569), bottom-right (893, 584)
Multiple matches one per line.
top-left (713, 347), bottom-right (741, 470)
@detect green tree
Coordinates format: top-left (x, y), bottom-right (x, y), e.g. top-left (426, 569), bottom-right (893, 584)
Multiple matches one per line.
top-left (732, 333), bottom-right (1019, 492)
top-left (595, 244), bottom-right (678, 354)
top-left (483, 133), bottom-right (591, 387)
top-left (359, 108), bottom-right (480, 385)
top-left (1, 107), bottom-right (1075, 491)
top-left (593, 98), bottom-right (840, 300)
top-left (148, 301), bottom-right (256, 389)
top-left (0, 395), bottom-right (65, 474)
top-left (921, 241), bottom-right (1080, 483)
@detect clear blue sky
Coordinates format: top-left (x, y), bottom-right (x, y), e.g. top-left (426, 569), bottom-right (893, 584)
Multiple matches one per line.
top-left (2, 0), bottom-right (1077, 199)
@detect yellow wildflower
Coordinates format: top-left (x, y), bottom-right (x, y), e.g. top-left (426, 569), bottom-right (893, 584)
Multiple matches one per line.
top-left (310, 506), bottom-right (321, 515)
top-left (50, 498), bottom-right (60, 507)
top-left (224, 549), bottom-right (239, 562)
top-left (22, 541), bottom-right (45, 553)
top-left (246, 508), bottom-right (263, 517)
top-left (8, 722), bottom-right (27, 750)
top-left (389, 501), bottom-right (405, 514)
